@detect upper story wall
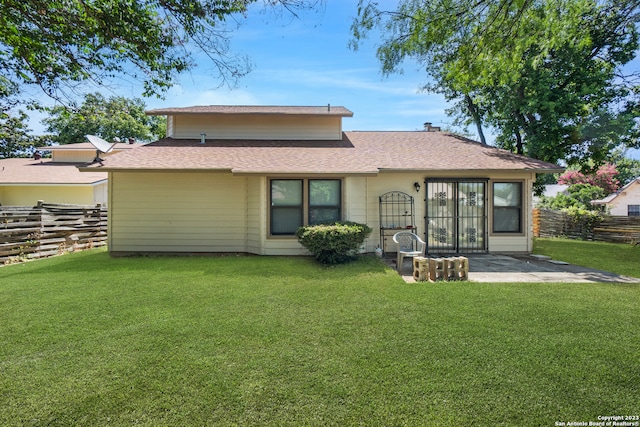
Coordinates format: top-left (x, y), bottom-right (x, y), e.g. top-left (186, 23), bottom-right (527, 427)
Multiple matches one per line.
top-left (52, 150), bottom-right (95, 163)
top-left (167, 114), bottom-right (344, 140)
top-left (47, 143), bottom-right (140, 163)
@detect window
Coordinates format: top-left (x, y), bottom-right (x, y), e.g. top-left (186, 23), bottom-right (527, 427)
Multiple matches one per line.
top-left (493, 182), bottom-right (522, 233)
top-left (271, 180), bottom-right (303, 235)
top-left (629, 205), bottom-right (640, 217)
top-left (309, 180), bottom-right (341, 225)
top-left (270, 179), bottom-right (341, 235)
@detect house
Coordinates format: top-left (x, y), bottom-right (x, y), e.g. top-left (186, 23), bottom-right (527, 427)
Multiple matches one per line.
top-left (532, 184), bottom-right (569, 207)
top-left (79, 105), bottom-right (562, 256)
top-left (591, 178), bottom-right (640, 216)
top-left (0, 142), bottom-right (139, 206)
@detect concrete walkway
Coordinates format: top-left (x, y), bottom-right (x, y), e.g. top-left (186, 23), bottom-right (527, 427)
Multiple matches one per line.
top-left (394, 254), bottom-right (640, 283)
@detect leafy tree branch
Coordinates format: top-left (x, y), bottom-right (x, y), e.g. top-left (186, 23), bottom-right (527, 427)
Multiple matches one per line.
top-left (351, 0), bottom-right (640, 170)
top-left (0, 0), bottom-right (321, 104)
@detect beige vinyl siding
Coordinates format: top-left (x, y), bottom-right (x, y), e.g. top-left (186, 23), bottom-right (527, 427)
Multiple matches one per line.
top-left (107, 169), bottom-right (538, 255)
top-left (93, 182), bottom-right (108, 206)
top-left (344, 177), bottom-right (371, 253)
top-left (167, 116), bottom-right (175, 138)
top-left (487, 236), bottom-right (531, 252)
top-left (365, 173), bottom-right (427, 253)
top-left (51, 149), bottom-right (128, 163)
top-left (365, 171), bottom-right (536, 254)
top-left (261, 177), bottom-right (367, 256)
top-left (263, 239), bottom-right (308, 256)
top-left (52, 150), bottom-right (96, 163)
top-left (109, 171), bottom-right (247, 253)
top-left (488, 174), bottom-right (535, 253)
top-left (246, 176), bottom-right (266, 254)
top-left (171, 114), bottom-right (343, 140)
top-left (0, 184), bottom-right (106, 206)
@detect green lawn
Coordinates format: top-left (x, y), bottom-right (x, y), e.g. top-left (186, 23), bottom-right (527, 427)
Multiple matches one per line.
top-left (534, 237), bottom-right (640, 278)
top-left (1, 249), bottom-right (639, 426)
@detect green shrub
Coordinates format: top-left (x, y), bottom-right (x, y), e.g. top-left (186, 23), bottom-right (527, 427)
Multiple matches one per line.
top-left (563, 206), bottom-right (605, 239)
top-left (296, 221), bottom-right (373, 264)
top-left (538, 183), bottom-right (605, 211)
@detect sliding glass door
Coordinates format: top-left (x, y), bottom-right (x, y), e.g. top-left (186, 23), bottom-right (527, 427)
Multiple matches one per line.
top-left (425, 180), bottom-right (488, 253)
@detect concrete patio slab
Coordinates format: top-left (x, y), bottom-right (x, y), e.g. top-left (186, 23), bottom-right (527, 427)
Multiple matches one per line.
top-left (392, 254), bottom-right (640, 283)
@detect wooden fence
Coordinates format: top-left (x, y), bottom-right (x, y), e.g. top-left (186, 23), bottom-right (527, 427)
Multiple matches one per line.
top-left (533, 208), bottom-right (640, 244)
top-left (591, 217), bottom-right (640, 244)
top-left (1, 202), bottom-right (107, 264)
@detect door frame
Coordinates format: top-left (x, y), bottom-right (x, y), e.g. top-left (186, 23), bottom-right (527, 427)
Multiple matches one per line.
top-left (424, 179), bottom-right (488, 254)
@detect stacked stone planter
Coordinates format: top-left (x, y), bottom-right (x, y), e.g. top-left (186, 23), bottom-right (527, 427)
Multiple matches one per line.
top-left (413, 256), bottom-right (469, 282)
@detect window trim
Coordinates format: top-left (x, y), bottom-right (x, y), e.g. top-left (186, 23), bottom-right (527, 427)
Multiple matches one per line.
top-left (491, 181), bottom-right (524, 235)
top-left (270, 179), bottom-right (304, 236)
top-left (269, 178), bottom-right (343, 237)
top-left (308, 179), bottom-right (342, 226)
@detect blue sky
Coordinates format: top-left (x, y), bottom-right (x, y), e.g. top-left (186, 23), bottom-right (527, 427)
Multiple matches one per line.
top-left (112, 1), bottom-right (452, 133)
top-left (29, 1), bottom-right (639, 159)
top-left (28, 1), bottom-right (448, 134)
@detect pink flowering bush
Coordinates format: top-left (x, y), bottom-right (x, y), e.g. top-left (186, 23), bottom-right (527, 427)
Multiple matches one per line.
top-left (558, 163), bottom-right (620, 195)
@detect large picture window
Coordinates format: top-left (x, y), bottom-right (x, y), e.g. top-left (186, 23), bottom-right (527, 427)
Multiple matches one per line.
top-left (493, 182), bottom-right (522, 233)
top-left (270, 179), bottom-right (341, 235)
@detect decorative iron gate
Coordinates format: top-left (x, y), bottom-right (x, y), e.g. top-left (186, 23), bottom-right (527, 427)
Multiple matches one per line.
top-left (425, 180), bottom-right (488, 253)
top-left (379, 191), bottom-right (415, 255)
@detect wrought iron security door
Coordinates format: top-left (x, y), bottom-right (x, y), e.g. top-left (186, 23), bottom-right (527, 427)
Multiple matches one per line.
top-left (425, 180), bottom-right (488, 253)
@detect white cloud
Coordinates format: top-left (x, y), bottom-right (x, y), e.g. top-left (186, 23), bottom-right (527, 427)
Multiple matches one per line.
top-left (147, 87), bottom-right (262, 108)
top-left (255, 67), bottom-right (425, 96)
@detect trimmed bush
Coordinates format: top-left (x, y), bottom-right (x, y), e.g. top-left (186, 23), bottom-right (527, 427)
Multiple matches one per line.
top-left (296, 221), bottom-right (373, 264)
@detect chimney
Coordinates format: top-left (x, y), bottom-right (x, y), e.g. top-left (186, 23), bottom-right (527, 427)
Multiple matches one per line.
top-left (423, 122), bottom-right (441, 132)
top-left (200, 133), bottom-right (206, 144)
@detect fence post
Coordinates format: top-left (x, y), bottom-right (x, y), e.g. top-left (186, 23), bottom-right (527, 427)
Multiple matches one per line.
top-left (533, 208), bottom-right (540, 237)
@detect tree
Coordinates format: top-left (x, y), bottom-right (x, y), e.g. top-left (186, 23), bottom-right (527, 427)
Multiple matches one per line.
top-left (609, 148), bottom-right (640, 186)
top-left (0, 0), bottom-right (319, 103)
top-left (0, 110), bottom-right (49, 158)
top-left (0, 76), bottom-right (48, 158)
top-left (558, 164), bottom-right (620, 195)
top-left (540, 163), bottom-right (621, 212)
top-left (43, 93), bottom-right (166, 145)
top-left (350, 0), bottom-right (640, 169)
top-left (539, 183), bottom-right (606, 211)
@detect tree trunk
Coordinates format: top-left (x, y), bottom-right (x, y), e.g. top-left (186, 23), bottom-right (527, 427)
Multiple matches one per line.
top-left (514, 129), bottom-right (523, 155)
top-left (465, 93), bottom-right (487, 145)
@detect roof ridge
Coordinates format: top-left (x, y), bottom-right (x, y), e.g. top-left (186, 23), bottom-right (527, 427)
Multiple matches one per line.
top-left (146, 105), bottom-right (354, 116)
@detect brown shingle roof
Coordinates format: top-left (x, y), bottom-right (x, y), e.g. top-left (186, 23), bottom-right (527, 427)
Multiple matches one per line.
top-left (0, 158), bottom-right (107, 184)
top-left (79, 131), bottom-right (562, 175)
top-left (146, 105), bottom-right (353, 117)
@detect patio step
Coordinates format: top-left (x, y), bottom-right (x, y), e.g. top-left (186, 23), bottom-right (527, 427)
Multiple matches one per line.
top-left (530, 254), bottom-right (552, 260)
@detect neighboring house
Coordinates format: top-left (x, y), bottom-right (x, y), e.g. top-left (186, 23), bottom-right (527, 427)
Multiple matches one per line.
top-left (79, 105), bottom-right (562, 256)
top-left (0, 142), bottom-right (139, 206)
top-left (592, 178), bottom-right (640, 216)
top-left (532, 184), bottom-right (569, 207)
